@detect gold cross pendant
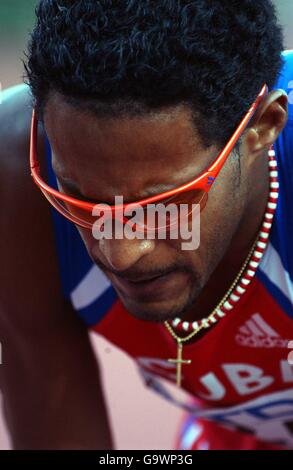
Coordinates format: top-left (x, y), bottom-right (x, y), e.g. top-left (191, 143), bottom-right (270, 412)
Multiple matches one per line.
top-left (168, 339), bottom-right (192, 387)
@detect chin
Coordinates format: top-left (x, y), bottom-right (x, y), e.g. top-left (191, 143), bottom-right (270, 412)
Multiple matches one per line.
top-left (116, 282), bottom-right (201, 324)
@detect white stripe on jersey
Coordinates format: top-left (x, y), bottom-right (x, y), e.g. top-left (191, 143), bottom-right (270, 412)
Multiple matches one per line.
top-left (258, 242), bottom-right (293, 304)
top-left (70, 265), bottom-right (111, 310)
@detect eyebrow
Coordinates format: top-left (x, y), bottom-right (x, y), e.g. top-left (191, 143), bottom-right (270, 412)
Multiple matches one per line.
top-left (56, 174), bottom-right (176, 204)
top-left (57, 175), bottom-right (109, 204)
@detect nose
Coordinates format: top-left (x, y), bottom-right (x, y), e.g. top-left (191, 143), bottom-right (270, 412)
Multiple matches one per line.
top-left (94, 237), bottom-right (156, 272)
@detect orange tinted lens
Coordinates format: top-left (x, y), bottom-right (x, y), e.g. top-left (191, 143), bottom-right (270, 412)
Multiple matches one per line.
top-left (166, 189), bottom-right (208, 212)
top-left (41, 188), bottom-right (208, 233)
top-left (41, 189), bottom-right (95, 229)
top-left (132, 189), bottom-right (208, 232)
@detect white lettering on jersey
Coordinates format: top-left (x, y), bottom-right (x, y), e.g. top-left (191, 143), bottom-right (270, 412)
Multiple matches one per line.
top-left (281, 360), bottom-right (293, 383)
top-left (197, 373), bottom-right (226, 401)
top-left (136, 358), bottom-right (293, 447)
top-left (222, 364), bottom-right (274, 396)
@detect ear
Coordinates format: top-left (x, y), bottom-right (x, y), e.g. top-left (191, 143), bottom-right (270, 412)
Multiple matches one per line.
top-left (244, 89), bottom-right (288, 156)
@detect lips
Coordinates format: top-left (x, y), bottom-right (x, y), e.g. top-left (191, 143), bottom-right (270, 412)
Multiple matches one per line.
top-left (122, 271), bottom-right (173, 283)
top-left (111, 269), bottom-right (181, 300)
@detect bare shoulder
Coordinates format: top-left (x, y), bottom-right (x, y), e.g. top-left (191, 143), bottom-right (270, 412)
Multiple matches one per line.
top-left (0, 84), bottom-right (41, 203)
top-left (0, 84), bottom-right (65, 328)
top-left (0, 84), bottom-right (33, 169)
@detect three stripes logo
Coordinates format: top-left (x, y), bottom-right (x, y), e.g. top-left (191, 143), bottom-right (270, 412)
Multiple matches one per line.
top-left (235, 313), bottom-right (290, 349)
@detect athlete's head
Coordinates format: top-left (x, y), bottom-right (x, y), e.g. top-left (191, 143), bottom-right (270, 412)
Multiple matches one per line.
top-left (25, 0), bottom-right (288, 323)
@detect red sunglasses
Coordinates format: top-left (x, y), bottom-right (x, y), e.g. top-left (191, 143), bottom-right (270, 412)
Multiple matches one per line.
top-left (30, 84), bottom-right (267, 233)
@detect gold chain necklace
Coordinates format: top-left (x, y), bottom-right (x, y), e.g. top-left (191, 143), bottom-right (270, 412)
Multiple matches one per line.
top-left (164, 238), bottom-right (258, 387)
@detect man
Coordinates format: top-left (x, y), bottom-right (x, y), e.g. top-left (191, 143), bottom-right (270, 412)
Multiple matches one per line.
top-left (0, 0), bottom-right (292, 450)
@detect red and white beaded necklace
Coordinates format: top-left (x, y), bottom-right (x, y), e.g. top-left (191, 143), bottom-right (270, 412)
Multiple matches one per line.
top-left (165, 146), bottom-right (279, 336)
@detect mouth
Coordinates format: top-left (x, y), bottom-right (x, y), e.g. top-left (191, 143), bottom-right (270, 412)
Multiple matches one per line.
top-left (123, 271), bottom-right (173, 283)
top-left (111, 269), bottom-right (184, 301)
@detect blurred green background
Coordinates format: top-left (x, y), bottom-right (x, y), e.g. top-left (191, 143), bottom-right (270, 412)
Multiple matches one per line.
top-left (0, 0), bottom-right (293, 90)
top-left (0, 0), bottom-right (36, 37)
top-left (0, 0), bottom-right (37, 89)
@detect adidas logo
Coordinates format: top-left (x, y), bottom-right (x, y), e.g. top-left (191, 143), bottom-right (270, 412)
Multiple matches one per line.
top-left (235, 313), bottom-right (290, 348)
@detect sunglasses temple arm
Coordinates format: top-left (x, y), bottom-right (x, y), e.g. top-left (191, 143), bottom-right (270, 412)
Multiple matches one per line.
top-left (208, 84), bottom-right (268, 177)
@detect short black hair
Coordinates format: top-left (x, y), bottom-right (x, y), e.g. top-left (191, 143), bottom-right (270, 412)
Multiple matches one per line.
top-left (25, 0), bottom-right (284, 148)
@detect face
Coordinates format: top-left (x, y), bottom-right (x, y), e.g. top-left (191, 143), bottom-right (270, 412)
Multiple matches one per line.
top-left (44, 93), bottom-right (250, 323)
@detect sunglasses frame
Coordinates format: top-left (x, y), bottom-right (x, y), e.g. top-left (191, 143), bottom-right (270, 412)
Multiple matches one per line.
top-left (30, 84), bottom-right (268, 229)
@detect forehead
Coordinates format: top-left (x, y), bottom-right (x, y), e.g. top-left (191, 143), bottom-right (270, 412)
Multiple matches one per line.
top-left (44, 93), bottom-right (217, 202)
